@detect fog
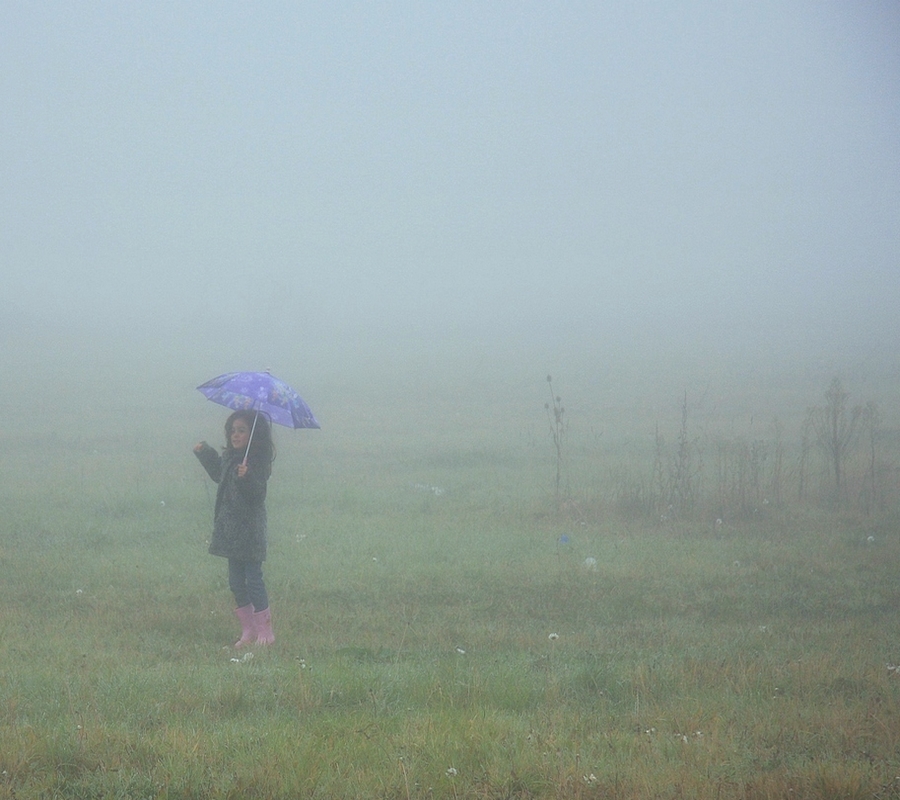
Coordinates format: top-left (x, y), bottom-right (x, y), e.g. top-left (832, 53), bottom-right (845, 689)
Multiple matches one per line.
top-left (3, 3), bottom-right (899, 431)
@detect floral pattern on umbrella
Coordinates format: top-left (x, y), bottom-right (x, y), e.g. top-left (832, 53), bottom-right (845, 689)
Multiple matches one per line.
top-left (197, 371), bottom-right (320, 429)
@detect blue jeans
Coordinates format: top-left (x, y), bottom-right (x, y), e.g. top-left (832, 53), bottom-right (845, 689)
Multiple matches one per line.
top-left (228, 559), bottom-right (269, 612)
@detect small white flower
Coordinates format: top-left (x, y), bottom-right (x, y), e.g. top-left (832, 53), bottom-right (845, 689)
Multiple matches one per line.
top-left (548, 633), bottom-right (559, 641)
top-left (445, 767), bottom-right (458, 777)
top-left (583, 773), bottom-right (597, 784)
top-left (231, 652), bottom-right (254, 664)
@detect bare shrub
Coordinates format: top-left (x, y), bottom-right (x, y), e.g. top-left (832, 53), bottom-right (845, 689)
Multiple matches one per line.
top-left (807, 377), bottom-right (862, 506)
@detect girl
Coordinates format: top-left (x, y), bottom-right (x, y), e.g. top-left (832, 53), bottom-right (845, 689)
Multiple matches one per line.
top-left (194, 409), bottom-right (276, 647)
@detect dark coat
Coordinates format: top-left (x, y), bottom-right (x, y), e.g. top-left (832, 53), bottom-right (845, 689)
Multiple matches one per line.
top-left (195, 442), bottom-right (269, 562)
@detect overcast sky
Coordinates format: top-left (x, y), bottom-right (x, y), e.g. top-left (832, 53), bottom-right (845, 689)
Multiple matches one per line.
top-left (3, 2), bottom-right (898, 357)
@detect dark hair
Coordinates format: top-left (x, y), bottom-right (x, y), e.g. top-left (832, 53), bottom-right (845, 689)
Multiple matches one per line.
top-left (224, 410), bottom-right (276, 475)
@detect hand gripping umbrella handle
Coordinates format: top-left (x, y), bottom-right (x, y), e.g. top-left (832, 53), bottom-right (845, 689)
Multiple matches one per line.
top-left (242, 409), bottom-right (260, 467)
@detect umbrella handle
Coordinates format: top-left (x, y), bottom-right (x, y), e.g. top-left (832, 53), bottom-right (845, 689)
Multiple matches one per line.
top-left (242, 409), bottom-right (260, 467)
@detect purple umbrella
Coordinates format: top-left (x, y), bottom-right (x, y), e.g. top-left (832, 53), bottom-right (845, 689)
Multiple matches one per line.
top-left (197, 371), bottom-right (320, 461)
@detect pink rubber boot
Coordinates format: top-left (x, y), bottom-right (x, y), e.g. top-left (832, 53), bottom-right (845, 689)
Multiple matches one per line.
top-left (253, 606), bottom-right (275, 645)
top-left (233, 604), bottom-right (257, 648)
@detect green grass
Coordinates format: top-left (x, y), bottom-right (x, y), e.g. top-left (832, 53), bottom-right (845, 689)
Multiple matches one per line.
top-left (2, 365), bottom-right (900, 799)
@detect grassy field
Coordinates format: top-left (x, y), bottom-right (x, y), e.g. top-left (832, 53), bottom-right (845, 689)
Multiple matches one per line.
top-left (2, 338), bottom-right (900, 799)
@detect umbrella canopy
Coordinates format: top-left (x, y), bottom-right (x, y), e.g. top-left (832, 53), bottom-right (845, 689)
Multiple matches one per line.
top-left (197, 371), bottom-right (320, 429)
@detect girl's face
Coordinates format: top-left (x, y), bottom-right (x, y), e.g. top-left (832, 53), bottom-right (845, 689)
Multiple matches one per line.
top-left (229, 418), bottom-right (251, 451)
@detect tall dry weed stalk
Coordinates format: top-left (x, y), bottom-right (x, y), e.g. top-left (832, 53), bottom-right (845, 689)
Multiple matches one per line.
top-left (769, 417), bottom-right (785, 507)
top-left (797, 413), bottom-right (813, 503)
top-left (671, 391), bottom-right (701, 515)
top-left (861, 400), bottom-right (881, 515)
top-left (545, 375), bottom-right (567, 511)
top-left (650, 393), bottom-right (701, 520)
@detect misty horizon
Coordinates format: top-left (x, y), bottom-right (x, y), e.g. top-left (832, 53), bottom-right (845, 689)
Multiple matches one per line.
top-left (4, 6), bottom-right (898, 336)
